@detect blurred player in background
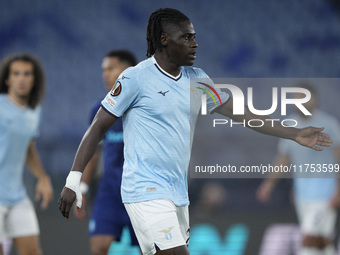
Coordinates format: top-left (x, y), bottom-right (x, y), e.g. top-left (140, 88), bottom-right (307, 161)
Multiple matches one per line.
top-left (257, 83), bottom-right (340, 255)
top-left (73, 50), bottom-right (139, 255)
top-left (0, 53), bottom-right (53, 255)
top-left (59, 9), bottom-right (333, 255)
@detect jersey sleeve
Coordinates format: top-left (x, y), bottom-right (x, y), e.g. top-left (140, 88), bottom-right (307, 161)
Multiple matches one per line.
top-left (192, 68), bottom-right (230, 113)
top-left (206, 82), bottom-right (230, 113)
top-left (101, 68), bottom-right (140, 117)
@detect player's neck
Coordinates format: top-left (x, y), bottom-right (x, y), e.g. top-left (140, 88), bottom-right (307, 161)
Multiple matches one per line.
top-left (153, 53), bottom-right (181, 77)
top-left (7, 93), bottom-right (29, 108)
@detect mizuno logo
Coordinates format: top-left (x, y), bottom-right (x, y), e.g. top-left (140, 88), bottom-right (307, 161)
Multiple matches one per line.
top-left (122, 75), bottom-right (130, 80)
top-left (158, 90), bottom-right (169, 96)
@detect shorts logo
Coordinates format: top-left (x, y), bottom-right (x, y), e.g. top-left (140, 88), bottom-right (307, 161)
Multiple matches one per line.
top-left (110, 81), bottom-right (122, 96)
top-left (159, 226), bottom-right (174, 240)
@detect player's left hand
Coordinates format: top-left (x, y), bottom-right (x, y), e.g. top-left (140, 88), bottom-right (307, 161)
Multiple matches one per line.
top-left (58, 187), bottom-right (76, 219)
top-left (295, 127), bottom-right (333, 151)
top-left (35, 175), bottom-right (53, 209)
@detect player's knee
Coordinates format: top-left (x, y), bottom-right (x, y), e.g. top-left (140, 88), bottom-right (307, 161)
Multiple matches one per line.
top-left (155, 245), bottom-right (189, 255)
top-left (20, 247), bottom-right (42, 255)
top-left (90, 235), bottom-right (114, 255)
top-left (91, 243), bottom-right (111, 255)
top-left (302, 235), bottom-right (328, 249)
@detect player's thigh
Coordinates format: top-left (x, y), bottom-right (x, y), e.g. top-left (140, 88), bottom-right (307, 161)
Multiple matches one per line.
top-left (125, 200), bottom-right (188, 255)
top-left (7, 199), bottom-right (39, 239)
top-left (14, 235), bottom-right (41, 255)
top-left (90, 234), bottom-right (115, 254)
top-left (155, 245), bottom-right (189, 255)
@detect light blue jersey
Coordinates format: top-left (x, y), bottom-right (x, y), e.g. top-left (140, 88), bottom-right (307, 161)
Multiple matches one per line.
top-left (0, 95), bottom-right (41, 205)
top-left (278, 110), bottom-right (340, 203)
top-left (101, 57), bottom-right (229, 206)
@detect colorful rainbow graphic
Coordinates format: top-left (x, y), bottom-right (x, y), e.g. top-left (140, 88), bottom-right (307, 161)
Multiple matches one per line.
top-left (196, 82), bottom-right (223, 106)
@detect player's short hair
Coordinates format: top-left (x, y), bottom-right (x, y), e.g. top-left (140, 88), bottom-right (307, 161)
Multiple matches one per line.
top-left (0, 53), bottom-right (45, 109)
top-left (146, 8), bottom-right (190, 57)
top-left (105, 50), bottom-right (137, 66)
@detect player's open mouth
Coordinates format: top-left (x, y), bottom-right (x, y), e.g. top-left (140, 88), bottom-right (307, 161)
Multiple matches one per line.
top-left (189, 52), bottom-right (196, 59)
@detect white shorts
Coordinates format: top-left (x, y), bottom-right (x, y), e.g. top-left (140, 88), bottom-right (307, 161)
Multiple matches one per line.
top-left (124, 199), bottom-right (190, 255)
top-left (296, 200), bottom-right (336, 238)
top-left (0, 199), bottom-right (39, 242)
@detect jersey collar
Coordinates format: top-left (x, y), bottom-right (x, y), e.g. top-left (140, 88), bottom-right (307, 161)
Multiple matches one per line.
top-left (151, 56), bottom-right (182, 81)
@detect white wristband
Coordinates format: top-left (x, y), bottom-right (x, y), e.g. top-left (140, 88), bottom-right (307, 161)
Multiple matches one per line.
top-left (80, 182), bottom-right (89, 194)
top-left (65, 171), bottom-right (83, 208)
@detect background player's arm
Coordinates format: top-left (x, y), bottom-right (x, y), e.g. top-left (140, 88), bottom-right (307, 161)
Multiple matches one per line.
top-left (25, 139), bottom-right (53, 209)
top-left (59, 107), bottom-right (117, 218)
top-left (256, 153), bottom-right (290, 204)
top-left (215, 98), bottom-right (332, 151)
top-left (330, 146), bottom-right (340, 208)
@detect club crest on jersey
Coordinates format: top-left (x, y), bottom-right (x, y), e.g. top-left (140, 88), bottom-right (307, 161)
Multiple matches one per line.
top-left (110, 81), bottom-right (122, 97)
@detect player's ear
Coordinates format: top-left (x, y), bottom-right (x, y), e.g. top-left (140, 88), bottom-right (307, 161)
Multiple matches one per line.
top-left (160, 32), bottom-right (168, 46)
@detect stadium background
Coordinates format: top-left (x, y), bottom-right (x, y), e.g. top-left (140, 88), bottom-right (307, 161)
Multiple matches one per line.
top-left (1, 0), bottom-right (340, 254)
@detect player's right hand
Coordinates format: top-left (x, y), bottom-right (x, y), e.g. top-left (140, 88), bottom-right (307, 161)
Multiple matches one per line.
top-left (58, 187), bottom-right (76, 219)
top-left (74, 194), bottom-right (87, 220)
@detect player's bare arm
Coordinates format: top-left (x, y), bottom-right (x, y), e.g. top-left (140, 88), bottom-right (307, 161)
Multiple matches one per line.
top-left (73, 147), bottom-right (101, 220)
top-left (25, 139), bottom-right (53, 209)
top-left (58, 107), bottom-right (117, 219)
top-left (256, 153), bottom-right (290, 204)
top-left (215, 98), bottom-right (333, 151)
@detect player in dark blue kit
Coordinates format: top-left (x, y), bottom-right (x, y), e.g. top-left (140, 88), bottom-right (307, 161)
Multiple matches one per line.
top-left (73, 50), bottom-right (138, 255)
